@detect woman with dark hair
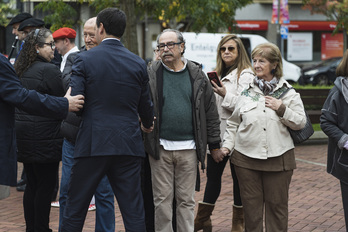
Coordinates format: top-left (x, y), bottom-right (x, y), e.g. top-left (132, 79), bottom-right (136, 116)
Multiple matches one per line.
top-left (14, 28), bottom-right (65, 232)
top-left (221, 42), bottom-right (306, 231)
top-left (321, 49), bottom-right (348, 231)
top-left (194, 34), bottom-right (254, 232)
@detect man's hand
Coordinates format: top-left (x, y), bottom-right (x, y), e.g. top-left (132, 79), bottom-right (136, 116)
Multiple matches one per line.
top-left (64, 87), bottom-right (84, 112)
top-left (211, 148), bottom-right (226, 163)
top-left (140, 116), bottom-right (156, 133)
top-left (141, 123), bottom-right (154, 133)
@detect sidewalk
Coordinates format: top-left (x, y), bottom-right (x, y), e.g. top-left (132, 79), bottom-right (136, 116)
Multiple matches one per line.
top-left (0, 142), bottom-right (346, 231)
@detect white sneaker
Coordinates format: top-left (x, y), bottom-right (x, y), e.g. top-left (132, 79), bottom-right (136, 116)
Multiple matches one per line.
top-left (51, 201), bottom-right (60, 208)
top-left (88, 204), bottom-right (96, 211)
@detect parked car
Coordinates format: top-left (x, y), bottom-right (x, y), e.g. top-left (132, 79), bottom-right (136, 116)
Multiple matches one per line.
top-left (299, 57), bottom-right (342, 85)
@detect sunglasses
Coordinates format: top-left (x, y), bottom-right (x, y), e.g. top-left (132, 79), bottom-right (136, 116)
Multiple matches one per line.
top-left (220, 46), bottom-right (235, 52)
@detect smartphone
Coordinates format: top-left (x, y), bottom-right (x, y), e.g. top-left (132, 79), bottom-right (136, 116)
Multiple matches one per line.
top-left (207, 71), bottom-right (221, 87)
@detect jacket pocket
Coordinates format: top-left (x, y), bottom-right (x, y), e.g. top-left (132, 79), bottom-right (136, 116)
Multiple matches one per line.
top-left (240, 102), bottom-right (258, 126)
top-left (335, 149), bottom-right (348, 183)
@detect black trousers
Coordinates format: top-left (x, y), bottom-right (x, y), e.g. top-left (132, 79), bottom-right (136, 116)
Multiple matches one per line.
top-left (203, 154), bottom-right (242, 206)
top-left (340, 181), bottom-right (348, 231)
top-left (23, 162), bottom-right (59, 232)
top-left (60, 155), bottom-right (146, 232)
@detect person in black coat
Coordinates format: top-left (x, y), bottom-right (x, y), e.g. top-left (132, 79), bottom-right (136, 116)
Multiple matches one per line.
top-left (320, 50), bottom-right (348, 231)
top-left (14, 28), bottom-right (66, 232)
top-left (0, 54), bottom-right (84, 199)
top-left (60, 8), bottom-right (154, 232)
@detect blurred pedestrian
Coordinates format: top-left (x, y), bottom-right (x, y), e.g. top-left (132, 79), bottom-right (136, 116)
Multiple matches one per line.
top-left (320, 49), bottom-right (348, 231)
top-left (60, 8), bottom-right (154, 231)
top-left (194, 34), bottom-right (254, 232)
top-left (221, 42), bottom-right (306, 231)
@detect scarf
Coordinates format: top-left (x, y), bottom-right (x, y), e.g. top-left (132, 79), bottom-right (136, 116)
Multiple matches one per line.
top-left (254, 76), bottom-right (279, 95)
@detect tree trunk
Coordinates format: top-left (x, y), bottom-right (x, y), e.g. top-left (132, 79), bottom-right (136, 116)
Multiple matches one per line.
top-left (119, 0), bottom-right (139, 56)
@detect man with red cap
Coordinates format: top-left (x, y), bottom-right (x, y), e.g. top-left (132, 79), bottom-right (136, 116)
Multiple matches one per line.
top-left (52, 27), bottom-right (79, 72)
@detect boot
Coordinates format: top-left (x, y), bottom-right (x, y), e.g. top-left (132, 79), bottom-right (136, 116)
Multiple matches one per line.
top-left (194, 201), bottom-right (215, 232)
top-left (231, 204), bottom-right (244, 232)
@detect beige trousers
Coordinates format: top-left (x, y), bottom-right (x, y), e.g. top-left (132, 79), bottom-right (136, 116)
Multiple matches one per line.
top-left (235, 166), bottom-right (293, 232)
top-left (149, 147), bottom-right (197, 232)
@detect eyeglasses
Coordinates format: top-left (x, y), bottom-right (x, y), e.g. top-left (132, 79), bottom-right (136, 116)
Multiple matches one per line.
top-left (220, 46), bottom-right (235, 52)
top-left (41, 42), bottom-right (56, 50)
top-left (157, 42), bottom-right (182, 51)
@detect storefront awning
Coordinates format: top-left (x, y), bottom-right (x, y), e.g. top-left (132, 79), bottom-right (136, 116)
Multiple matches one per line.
top-left (284, 21), bottom-right (337, 31)
top-left (236, 20), bottom-right (268, 31)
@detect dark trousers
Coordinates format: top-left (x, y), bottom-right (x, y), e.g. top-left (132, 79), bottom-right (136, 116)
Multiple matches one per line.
top-left (203, 154), bottom-right (242, 206)
top-left (340, 181), bottom-right (348, 231)
top-left (23, 162), bottom-right (59, 232)
top-left (60, 155), bottom-right (146, 232)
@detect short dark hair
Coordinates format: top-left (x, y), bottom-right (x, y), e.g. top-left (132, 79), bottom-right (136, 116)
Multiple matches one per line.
top-left (96, 8), bottom-right (126, 38)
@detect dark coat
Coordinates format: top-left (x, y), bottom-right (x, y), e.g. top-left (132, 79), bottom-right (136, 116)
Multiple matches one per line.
top-left (0, 54), bottom-right (68, 186)
top-left (321, 76), bottom-right (348, 184)
top-left (70, 39), bottom-right (154, 158)
top-left (145, 60), bottom-right (221, 169)
top-left (60, 51), bottom-right (81, 144)
top-left (15, 56), bottom-right (65, 163)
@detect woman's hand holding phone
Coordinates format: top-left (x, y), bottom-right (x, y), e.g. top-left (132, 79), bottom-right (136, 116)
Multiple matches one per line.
top-left (207, 71), bottom-right (226, 97)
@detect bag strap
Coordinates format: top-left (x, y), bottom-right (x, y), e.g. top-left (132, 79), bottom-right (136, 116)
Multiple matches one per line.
top-left (272, 86), bottom-right (294, 99)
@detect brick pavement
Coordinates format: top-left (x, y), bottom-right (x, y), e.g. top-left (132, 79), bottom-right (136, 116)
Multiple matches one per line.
top-left (0, 144), bottom-right (345, 232)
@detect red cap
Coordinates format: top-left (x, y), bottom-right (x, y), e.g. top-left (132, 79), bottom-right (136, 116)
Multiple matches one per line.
top-left (52, 27), bottom-right (76, 39)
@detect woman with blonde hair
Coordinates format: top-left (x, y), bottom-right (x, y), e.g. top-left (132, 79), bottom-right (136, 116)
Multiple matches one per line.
top-left (194, 34), bottom-right (254, 232)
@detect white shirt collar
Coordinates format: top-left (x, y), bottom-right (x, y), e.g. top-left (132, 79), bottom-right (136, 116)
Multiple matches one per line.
top-left (161, 57), bottom-right (187, 72)
top-left (60, 46), bottom-right (79, 72)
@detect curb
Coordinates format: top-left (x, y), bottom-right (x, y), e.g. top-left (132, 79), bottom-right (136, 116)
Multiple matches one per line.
top-left (299, 131), bottom-right (328, 146)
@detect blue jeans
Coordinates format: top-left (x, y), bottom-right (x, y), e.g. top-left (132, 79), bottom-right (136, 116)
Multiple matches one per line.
top-left (59, 139), bottom-right (115, 232)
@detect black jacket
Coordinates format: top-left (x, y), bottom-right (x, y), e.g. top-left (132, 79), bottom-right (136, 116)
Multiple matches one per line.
top-left (60, 51), bottom-right (81, 144)
top-left (321, 76), bottom-right (348, 184)
top-left (15, 56), bottom-right (65, 163)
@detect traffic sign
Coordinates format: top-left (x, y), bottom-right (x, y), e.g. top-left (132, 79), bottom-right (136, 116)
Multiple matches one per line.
top-left (281, 26), bottom-right (288, 39)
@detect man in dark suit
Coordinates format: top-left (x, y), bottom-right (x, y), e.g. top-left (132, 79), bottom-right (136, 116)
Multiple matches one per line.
top-left (60, 8), bottom-right (154, 232)
top-left (0, 54), bottom-right (84, 199)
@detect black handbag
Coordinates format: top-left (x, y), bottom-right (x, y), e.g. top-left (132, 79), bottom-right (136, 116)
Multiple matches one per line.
top-left (276, 87), bottom-right (314, 144)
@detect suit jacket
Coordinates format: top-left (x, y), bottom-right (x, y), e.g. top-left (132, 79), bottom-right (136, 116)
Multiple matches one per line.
top-left (71, 39), bottom-right (153, 158)
top-left (0, 54), bottom-right (68, 186)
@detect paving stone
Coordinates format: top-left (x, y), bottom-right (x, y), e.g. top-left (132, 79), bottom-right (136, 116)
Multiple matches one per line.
top-left (0, 144), bottom-right (346, 231)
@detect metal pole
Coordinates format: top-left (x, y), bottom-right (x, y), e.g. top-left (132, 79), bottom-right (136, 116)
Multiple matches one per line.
top-left (277, 0), bottom-right (281, 49)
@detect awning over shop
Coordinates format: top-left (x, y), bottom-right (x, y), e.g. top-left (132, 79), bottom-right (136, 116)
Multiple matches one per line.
top-left (236, 20), bottom-right (268, 31)
top-left (236, 20), bottom-right (338, 31)
top-left (286, 21), bottom-right (337, 31)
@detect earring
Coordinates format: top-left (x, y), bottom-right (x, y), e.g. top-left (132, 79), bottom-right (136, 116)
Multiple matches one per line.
top-left (271, 69), bottom-right (275, 75)
top-left (36, 50), bottom-right (39, 54)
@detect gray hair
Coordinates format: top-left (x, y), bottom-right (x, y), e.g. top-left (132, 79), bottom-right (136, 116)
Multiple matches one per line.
top-left (156, 29), bottom-right (186, 55)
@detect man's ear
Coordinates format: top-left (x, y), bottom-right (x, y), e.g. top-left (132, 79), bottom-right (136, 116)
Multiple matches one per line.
top-left (98, 23), bottom-right (105, 36)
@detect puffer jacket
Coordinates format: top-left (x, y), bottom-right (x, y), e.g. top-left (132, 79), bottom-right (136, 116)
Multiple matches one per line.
top-left (321, 76), bottom-right (348, 184)
top-left (144, 60), bottom-right (221, 169)
top-left (15, 56), bottom-right (65, 163)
